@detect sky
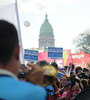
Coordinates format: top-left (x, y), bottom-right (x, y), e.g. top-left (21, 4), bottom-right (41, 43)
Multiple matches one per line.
top-left (1, 0), bottom-right (90, 53)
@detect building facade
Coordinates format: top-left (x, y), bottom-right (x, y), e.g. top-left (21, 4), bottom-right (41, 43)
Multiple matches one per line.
top-left (39, 14), bottom-right (55, 49)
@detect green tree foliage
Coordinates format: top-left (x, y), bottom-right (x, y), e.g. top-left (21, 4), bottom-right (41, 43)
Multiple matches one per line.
top-left (73, 29), bottom-right (90, 54)
top-left (88, 64), bottom-right (90, 68)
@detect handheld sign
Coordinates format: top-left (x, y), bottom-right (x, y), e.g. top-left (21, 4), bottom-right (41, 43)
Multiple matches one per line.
top-left (24, 49), bottom-right (38, 61)
top-left (48, 47), bottom-right (63, 59)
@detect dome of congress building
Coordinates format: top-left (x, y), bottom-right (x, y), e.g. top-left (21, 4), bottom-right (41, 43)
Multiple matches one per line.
top-left (39, 14), bottom-right (55, 49)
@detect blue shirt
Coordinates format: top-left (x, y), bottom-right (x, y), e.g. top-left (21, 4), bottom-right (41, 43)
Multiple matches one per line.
top-left (0, 76), bottom-right (46, 100)
top-left (45, 85), bottom-right (54, 96)
top-left (58, 72), bottom-right (63, 79)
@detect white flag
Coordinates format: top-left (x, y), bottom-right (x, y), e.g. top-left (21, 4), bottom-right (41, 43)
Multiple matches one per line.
top-left (0, 0), bottom-right (24, 64)
top-left (0, 0), bottom-right (15, 5)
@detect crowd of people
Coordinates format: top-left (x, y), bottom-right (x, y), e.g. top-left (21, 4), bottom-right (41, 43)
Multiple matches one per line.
top-left (35, 60), bottom-right (90, 100)
top-left (0, 20), bottom-right (90, 100)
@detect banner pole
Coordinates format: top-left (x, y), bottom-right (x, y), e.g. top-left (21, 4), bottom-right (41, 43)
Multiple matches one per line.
top-left (15, 0), bottom-right (24, 64)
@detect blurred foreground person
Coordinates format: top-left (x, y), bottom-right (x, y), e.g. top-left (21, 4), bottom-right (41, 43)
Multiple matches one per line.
top-left (36, 61), bottom-right (61, 100)
top-left (0, 20), bottom-right (46, 100)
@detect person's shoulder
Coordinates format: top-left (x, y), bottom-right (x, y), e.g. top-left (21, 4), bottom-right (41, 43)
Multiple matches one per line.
top-left (3, 77), bottom-right (46, 93)
top-left (0, 77), bottom-right (46, 100)
top-left (13, 79), bottom-right (47, 100)
top-left (16, 79), bottom-right (46, 91)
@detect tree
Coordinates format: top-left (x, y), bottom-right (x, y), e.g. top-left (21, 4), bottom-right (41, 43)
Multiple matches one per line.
top-left (73, 29), bottom-right (90, 54)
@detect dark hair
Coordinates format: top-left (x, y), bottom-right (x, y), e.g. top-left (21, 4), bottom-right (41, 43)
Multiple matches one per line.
top-left (36, 60), bottom-right (49, 67)
top-left (83, 68), bottom-right (89, 73)
top-left (64, 66), bottom-right (68, 69)
top-left (72, 63), bottom-right (75, 70)
top-left (51, 62), bottom-right (58, 70)
top-left (78, 72), bottom-right (89, 79)
top-left (0, 20), bottom-right (19, 65)
top-left (75, 66), bottom-right (82, 74)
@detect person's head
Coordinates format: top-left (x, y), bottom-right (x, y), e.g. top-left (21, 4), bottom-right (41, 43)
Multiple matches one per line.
top-left (60, 74), bottom-right (70, 87)
top-left (75, 66), bottom-right (82, 75)
top-left (77, 72), bottom-right (89, 79)
top-left (83, 68), bottom-right (89, 73)
top-left (64, 66), bottom-right (68, 72)
top-left (72, 64), bottom-right (75, 70)
top-left (77, 70), bottom-right (83, 76)
top-left (36, 60), bottom-right (49, 67)
top-left (69, 63), bottom-right (75, 70)
top-left (51, 62), bottom-right (58, 70)
top-left (0, 20), bottom-right (20, 75)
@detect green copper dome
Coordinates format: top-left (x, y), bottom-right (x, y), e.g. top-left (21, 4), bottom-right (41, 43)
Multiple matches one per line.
top-left (40, 14), bottom-right (53, 35)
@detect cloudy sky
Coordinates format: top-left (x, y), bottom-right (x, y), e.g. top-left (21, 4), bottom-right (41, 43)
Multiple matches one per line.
top-left (1, 0), bottom-right (90, 52)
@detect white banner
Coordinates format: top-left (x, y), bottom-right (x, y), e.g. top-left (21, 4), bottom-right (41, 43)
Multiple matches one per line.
top-left (0, 0), bottom-right (24, 64)
top-left (0, 0), bottom-right (15, 5)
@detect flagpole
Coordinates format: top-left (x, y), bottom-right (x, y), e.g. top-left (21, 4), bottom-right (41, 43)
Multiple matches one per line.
top-left (15, 0), bottom-right (24, 64)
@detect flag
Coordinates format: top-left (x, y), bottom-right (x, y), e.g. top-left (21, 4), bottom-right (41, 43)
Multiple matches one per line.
top-left (0, 0), bottom-right (24, 64)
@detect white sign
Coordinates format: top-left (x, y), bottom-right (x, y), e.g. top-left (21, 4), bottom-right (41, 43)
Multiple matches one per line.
top-left (72, 54), bottom-right (84, 59)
